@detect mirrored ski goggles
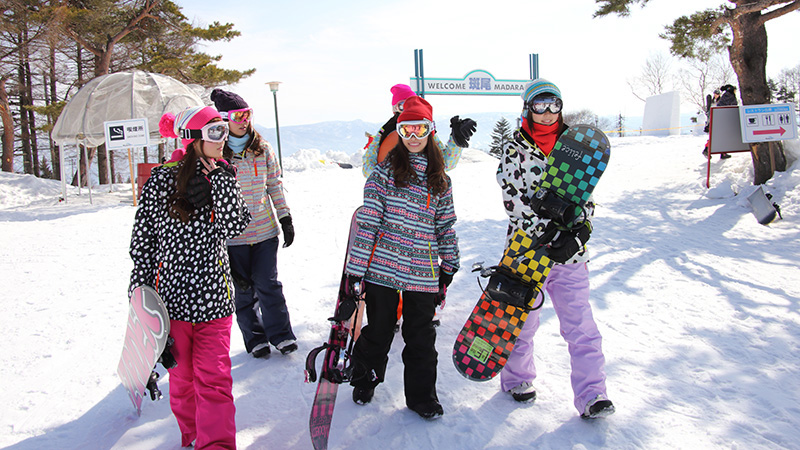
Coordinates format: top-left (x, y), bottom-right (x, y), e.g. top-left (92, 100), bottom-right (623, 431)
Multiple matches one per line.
top-left (392, 100), bottom-right (406, 114)
top-left (221, 108), bottom-right (253, 124)
top-left (180, 121), bottom-right (229, 143)
top-left (527, 96), bottom-right (563, 115)
top-left (396, 120), bottom-right (434, 139)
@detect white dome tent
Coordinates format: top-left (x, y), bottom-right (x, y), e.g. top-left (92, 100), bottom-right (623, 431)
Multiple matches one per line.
top-left (51, 70), bottom-right (204, 203)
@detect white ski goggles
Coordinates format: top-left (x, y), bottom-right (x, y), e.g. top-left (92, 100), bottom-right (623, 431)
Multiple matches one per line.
top-left (396, 119), bottom-right (434, 139)
top-left (179, 121), bottom-right (229, 143)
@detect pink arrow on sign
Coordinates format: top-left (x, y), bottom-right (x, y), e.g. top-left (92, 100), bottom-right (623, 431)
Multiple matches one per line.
top-left (754, 127), bottom-right (786, 136)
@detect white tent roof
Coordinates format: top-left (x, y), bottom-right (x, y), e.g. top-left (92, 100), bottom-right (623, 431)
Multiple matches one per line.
top-left (51, 70), bottom-right (205, 147)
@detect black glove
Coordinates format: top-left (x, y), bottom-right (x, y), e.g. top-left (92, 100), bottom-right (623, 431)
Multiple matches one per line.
top-left (434, 269), bottom-right (454, 307)
top-left (217, 159), bottom-right (238, 177)
top-left (439, 270), bottom-right (454, 288)
top-left (158, 336), bottom-right (177, 369)
top-left (280, 215), bottom-right (295, 247)
top-left (547, 223), bottom-right (591, 264)
top-left (204, 159), bottom-right (236, 180)
top-left (186, 173), bottom-right (211, 209)
top-left (450, 115), bottom-right (477, 148)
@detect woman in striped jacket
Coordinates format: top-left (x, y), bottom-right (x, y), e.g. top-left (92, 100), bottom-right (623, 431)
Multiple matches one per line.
top-left (345, 96), bottom-right (460, 420)
top-left (211, 89), bottom-right (298, 358)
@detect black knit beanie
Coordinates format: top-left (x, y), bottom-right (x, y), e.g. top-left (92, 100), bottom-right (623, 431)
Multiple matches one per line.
top-left (210, 88), bottom-right (249, 113)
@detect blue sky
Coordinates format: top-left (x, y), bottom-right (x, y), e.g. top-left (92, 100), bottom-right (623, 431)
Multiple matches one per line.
top-left (176, 0), bottom-right (800, 127)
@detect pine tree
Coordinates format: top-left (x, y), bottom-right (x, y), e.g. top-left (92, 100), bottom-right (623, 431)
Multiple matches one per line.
top-left (489, 118), bottom-right (512, 158)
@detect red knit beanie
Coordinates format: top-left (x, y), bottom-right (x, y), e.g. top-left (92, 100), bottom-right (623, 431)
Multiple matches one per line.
top-left (397, 96), bottom-right (433, 122)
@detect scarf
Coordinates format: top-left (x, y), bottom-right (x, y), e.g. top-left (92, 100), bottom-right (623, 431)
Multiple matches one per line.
top-left (228, 133), bottom-right (250, 155)
top-left (522, 117), bottom-right (560, 156)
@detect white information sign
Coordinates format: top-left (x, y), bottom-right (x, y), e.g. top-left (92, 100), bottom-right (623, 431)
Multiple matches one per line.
top-left (738, 103), bottom-right (797, 143)
top-left (104, 118), bottom-right (150, 150)
top-left (411, 70), bottom-right (529, 96)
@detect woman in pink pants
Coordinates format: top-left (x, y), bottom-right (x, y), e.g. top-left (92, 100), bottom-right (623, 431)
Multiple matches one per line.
top-left (495, 79), bottom-right (614, 419)
top-left (130, 105), bottom-right (251, 447)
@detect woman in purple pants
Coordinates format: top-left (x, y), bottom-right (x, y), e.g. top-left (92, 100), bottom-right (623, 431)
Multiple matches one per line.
top-left (495, 78), bottom-right (615, 419)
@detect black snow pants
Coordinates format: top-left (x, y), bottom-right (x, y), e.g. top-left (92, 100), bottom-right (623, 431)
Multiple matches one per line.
top-left (350, 282), bottom-right (438, 408)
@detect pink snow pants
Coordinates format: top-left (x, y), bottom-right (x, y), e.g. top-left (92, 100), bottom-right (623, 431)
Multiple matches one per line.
top-left (168, 316), bottom-right (236, 449)
top-left (500, 262), bottom-right (608, 413)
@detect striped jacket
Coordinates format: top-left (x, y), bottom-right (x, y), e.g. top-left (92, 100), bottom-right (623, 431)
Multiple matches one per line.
top-left (129, 161), bottom-right (251, 322)
top-left (346, 153), bottom-right (460, 293)
top-left (227, 138), bottom-right (290, 246)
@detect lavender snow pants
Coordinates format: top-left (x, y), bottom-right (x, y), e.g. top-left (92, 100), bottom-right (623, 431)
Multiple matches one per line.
top-left (500, 262), bottom-right (608, 413)
top-left (169, 316), bottom-right (236, 449)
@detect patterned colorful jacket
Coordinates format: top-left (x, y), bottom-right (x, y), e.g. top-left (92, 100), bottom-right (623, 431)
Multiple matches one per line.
top-left (129, 161), bottom-right (251, 323)
top-left (496, 126), bottom-right (594, 265)
top-left (362, 117), bottom-right (463, 177)
top-left (227, 138), bottom-right (290, 246)
top-left (346, 153), bottom-right (460, 293)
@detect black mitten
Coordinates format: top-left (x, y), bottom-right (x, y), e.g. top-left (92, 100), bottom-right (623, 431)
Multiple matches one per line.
top-left (280, 215), bottom-right (295, 247)
top-left (547, 223), bottom-right (591, 263)
top-left (450, 115), bottom-right (477, 147)
top-left (186, 174), bottom-right (211, 209)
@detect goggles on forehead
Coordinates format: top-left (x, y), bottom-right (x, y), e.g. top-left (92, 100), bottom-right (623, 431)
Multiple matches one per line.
top-left (527, 95), bottom-right (563, 115)
top-left (180, 121), bottom-right (229, 143)
top-left (396, 119), bottom-right (434, 140)
top-left (221, 108), bottom-right (253, 124)
top-left (392, 100), bottom-right (406, 114)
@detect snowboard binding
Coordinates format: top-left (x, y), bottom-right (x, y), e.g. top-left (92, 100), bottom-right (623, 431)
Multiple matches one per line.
top-left (529, 187), bottom-right (588, 230)
top-left (145, 370), bottom-right (163, 401)
top-left (471, 262), bottom-right (544, 310)
top-left (305, 286), bottom-right (364, 384)
top-left (305, 342), bottom-right (353, 384)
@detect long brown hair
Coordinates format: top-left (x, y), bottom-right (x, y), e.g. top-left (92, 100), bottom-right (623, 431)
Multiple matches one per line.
top-left (168, 139), bottom-right (203, 223)
top-left (386, 135), bottom-right (448, 197)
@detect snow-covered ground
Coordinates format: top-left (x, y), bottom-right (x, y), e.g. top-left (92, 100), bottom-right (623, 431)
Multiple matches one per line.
top-left (1, 133), bottom-right (799, 450)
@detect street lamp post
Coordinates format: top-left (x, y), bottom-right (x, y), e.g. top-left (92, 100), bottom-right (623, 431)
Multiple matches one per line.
top-left (267, 81), bottom-right (283, 174)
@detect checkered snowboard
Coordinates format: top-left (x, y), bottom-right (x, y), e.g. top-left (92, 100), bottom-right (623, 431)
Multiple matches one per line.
top-left (453, 124), bottom-right (610, 381)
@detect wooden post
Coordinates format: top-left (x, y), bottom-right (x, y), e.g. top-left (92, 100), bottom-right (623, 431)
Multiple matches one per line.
top-left (128, 148), bottom-right (137, 206)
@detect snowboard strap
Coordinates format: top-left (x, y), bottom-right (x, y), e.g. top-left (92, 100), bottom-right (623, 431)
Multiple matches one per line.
top-left (305, 343), bottom-right (329, 383)
top-left (145, 370), bottom-right (163, 401)
top-left (475, 266), bottom-right (544, 311)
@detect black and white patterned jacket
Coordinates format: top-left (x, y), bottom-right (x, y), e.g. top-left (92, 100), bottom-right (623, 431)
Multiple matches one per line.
top-left (496, 126), bottom-right (594, 265)
top-left (129, 161), bottom-right (251, 323)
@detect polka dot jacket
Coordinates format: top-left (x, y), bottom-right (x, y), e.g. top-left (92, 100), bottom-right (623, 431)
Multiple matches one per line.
top-left (129, 161), bottom-right (251, 323)
top-left (496, 127), bottom-right (594, 265)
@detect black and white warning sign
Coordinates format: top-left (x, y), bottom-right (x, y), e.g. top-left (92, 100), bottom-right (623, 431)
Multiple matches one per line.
top-left (103, 118), bottom-right (150, 150)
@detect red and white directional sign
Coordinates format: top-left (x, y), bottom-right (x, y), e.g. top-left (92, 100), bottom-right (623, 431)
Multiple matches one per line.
top-left (739, 103), bottom-right (797, 143)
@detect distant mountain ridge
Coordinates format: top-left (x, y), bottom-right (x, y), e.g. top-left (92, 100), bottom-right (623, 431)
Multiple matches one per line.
top-left (254, 112), bottom-right (701, 157)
